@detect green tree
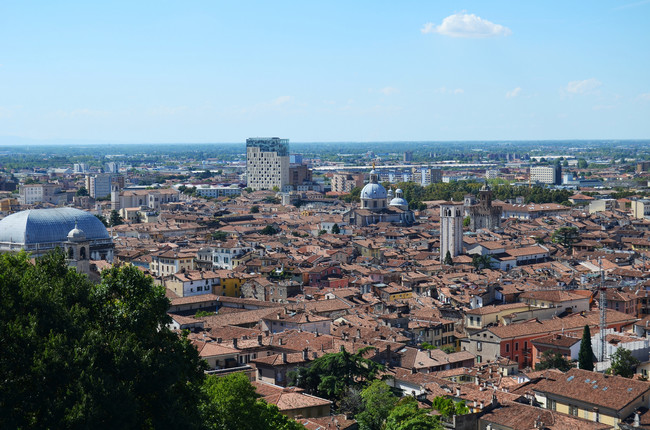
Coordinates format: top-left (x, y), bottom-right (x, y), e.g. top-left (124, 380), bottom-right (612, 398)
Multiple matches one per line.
top-left (444, 250), bottom-right (453, 266)
top-left (211, 230), bottom-right (228, 241)
top-left (463, 216), bottom-right (470, 227)
top-left (250, 205), bottom-right (260, 213)
top-left (76, 186), bottom-right (89, 196)
top-left (288, 347), bottom-right (384, 403)
top-left (535, 350), bottom-right (572, 372)
top-left (431, 396), bottom-right (469, 419)
top-left (95, 213), bottom-right (109, 227)
top-left (0, 251), bottom-right (205, 429)
top-left (356, 380), bottom-right (398, 430)
top-left (578, 325), bottom-right (595, 371)
top-left (610, 348), bottom-right (640, 378)
top-left (551, 226), bottom-right (580, 249)
top-left (318, 229), bottom-right (327, 236)
top-left (384, 397), bottom-right (441, 430)
top-left (201, 372), bottom-right (304, 430)
top-left (261, 225), bottom-right (278, 235)
top-left (577, 158), bottom-right (589, 169)
top-left (331, 223), bottom-right (341, 234)
top-left (109, 209), bottom-right (124, 227)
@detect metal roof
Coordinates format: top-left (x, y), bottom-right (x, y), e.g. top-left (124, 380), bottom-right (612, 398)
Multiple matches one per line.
top-left (0, 208), bottom-right (109, 245)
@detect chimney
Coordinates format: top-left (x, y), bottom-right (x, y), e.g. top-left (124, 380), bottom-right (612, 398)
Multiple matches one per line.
top-left (277, 312), bottom-right (281, 320)
top-left (302, 348), bottom-right (308, 361)
top-left (473, 400), bottom-right (477, 408)
top-left (356, 328), bottom-right (361, 339)
top-left (479, 401), bottom-right (484, 409)
top-left (217, 337), bottom-right (222, 343)
top-left (232, 338), bottom-right (238, 349)
top-left (411, 367), bottom-right (417, 374)
top-left (282, 352), bottom-right (287, 363)
top-left (456, 387), bottom-right (461, 397)
top-left (258, 334), bottom-right (263, 345)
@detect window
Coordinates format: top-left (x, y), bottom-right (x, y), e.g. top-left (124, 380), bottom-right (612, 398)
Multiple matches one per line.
top-left (548, 399), bottom-right (556, 411)
top-left (524, 341), bottom-right (528, 350)
top-left (477, 355), bottom-right (482, 363)
top-left (477, 341), bottom-right (482, 351)
top-left (515, 342), bottom-right (519, 351)
top-left (505, 344), bottom-right (510, 353)
top-left (569, 405), bottom-right (578, 416)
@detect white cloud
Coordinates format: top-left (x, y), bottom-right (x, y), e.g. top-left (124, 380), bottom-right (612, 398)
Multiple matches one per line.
top-left (436, 86), bottom-right (464, 95)
top-left (272, 95), bottom-right (293, 105)
top-left (637, 92), bottom-right (650, 101)
top-left (422, 13), bottom-right (511, 38)
top-left (506, 87), bottom-right (522, 98)
top-left (379, 86), bottom-right (399, 96)
top-left (566, 78), bottom-right (602, 94)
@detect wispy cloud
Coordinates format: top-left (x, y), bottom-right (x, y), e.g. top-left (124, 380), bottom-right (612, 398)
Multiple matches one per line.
top-left (379, 86), bottom-right (399, 96)
top-left (272, 95), bottom-right (293, 105)
top-left (637, 92), bottom-right (650, 101)
top-left (566, 78), bottom-right (602, 94)
top-left (422, 13), bottom-right (511, 38)
top-left (613, 0), bottom-right (650, 10)
top-left (436, 86), bottom-right (464, 95)
top-left (506, 87), bottom-right (522, 98)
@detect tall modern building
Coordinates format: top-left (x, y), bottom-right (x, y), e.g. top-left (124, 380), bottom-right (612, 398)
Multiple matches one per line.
top-left (246, 137), bottom-right (289, 191)
top-left (440, 201), bottom-right (464, 259)
top-left (530, 165), bottom-right (562, 185)
top-left (85, 174), bottom-right (113, 199)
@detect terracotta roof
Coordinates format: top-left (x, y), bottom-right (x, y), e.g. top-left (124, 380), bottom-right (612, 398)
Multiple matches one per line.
top-left (533, 368), bottom-right (650, 412)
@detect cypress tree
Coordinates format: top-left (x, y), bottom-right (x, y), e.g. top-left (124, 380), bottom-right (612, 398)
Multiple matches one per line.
top-left (444, 251), bottom-right (453, 266)
top-left (578, 325), bottom-right (595, 371)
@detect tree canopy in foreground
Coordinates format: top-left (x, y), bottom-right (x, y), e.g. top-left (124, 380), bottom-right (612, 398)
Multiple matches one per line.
top-left (0, 251), bottom-right (304, 430)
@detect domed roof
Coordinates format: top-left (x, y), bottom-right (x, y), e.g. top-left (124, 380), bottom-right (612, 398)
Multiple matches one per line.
top-left (67, 222), bottom-right (87, 242)
top-left (0, 208), bottom-right (109, 245)
top-left (395, 188), bottom-right (403, 194)
top-left (390, 197), bottom-right (409, 207)
top-left (361, 183), bottom-right (387, 200)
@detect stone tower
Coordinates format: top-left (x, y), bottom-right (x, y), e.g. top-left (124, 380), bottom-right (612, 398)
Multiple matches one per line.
top-left (469, 185), bottom-right (502, 232)
top-left (65, 221), bottom-right (90, 275)
top-left (440, 201), bottom-right (464, 259)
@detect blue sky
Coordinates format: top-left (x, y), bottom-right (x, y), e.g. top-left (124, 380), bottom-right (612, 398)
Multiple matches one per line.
top-left (1, 1), bottom-right (649, 143)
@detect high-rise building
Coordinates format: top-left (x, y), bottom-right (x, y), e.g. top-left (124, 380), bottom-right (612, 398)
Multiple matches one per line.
top-left (403, 151), bottom-right (413, 162)
top-left (246, 137), bottom-right (289, 191)
top-left (440, 202), bottom-right (464, 259)
top-left (530, 165), bottom-right (562, 185)
top-left (85, 174), bottom-right (113, 199)
top-left (105, 162), bottom-right (119, 173)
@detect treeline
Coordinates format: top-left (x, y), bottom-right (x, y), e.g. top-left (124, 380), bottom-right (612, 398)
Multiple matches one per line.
top-left (342, 181), bottom-right (572, 207)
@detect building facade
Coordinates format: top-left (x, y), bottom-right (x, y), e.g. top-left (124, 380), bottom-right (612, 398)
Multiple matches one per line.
top-left (246, 137), bottom-right (290, 191)
top-left (530, 165), bottom-right (562, 185)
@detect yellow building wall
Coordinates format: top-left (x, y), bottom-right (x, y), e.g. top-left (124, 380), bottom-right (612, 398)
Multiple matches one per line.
top-left (215, 277), bottom-right (244, 297)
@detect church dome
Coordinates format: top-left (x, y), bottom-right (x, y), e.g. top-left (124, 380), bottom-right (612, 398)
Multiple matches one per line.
top-left (390, 197), bottom-right (408, 207)
top-left (0, 208), bottom-right (109, 245)
top-left (361, 183), bottom-right (387, 200)
top-left (67, 223), bottom-right (87, 242)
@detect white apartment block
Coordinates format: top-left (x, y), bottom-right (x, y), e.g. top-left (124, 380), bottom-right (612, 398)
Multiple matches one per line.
top-left (246, 137), bottom-right (290, 191)
top-left (529, 165), bottom-right (560, 185)
top-left (18, 183), bottom-right (61, 205)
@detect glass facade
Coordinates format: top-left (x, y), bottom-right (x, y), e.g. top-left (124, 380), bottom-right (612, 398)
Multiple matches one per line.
top-left (246, 137), bottom-right (289, 156)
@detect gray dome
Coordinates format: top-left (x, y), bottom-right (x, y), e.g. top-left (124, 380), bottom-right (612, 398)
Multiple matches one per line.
top-left (361, 183), bottom-right (387, 200)
top-left (390, 197), bottom-right (408, 207)
top-left (0, 208), bottom-right (109, 245)
top-left (67, 223), bottom-right (87, 242)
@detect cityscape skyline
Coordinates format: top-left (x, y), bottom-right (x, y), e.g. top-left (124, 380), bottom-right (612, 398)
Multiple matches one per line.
top-left (1, 1), bottom-right (649, 143)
